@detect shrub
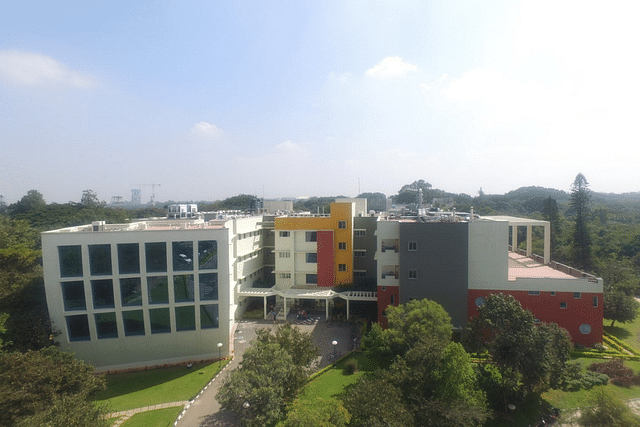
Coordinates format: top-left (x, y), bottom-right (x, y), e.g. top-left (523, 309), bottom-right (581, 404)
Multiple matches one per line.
top-left (345, 359), bottom-right (358, 375)
top-left (588, 359), bottom-right (640, 387)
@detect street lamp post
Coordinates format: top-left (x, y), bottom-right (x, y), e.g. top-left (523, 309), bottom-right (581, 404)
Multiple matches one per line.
top-left (217, 342), bottom-right (223, 367)
top-left (332, 340), bottom-right (338, 367)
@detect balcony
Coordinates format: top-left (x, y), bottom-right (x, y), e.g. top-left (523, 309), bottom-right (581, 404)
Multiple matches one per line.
top-left (381, 239), bottom-right (399, 253)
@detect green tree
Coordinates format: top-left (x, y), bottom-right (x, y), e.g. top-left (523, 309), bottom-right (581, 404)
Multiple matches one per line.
top-left (579, 386), bottom-right (640, 427)
top-left (8, 190), bottom-right (46, 216)
top-left (341, 375), bottom-right (414, 427)
top-left (384, 298), bottom-right (452, 355)
top-left (284, 398), bottom-right (350, 427)
top-left (80, 189), bottom-right (101, 207)
top-left (603, 291), bottom-right (639, 327)
top-left (570, 173), bottom-right (593, 270)
top-left (0, 347), bottom-right (108, 427)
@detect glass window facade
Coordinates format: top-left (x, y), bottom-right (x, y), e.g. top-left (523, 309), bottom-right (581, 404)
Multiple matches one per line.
top-left (201, 304), bottom-right (219, 329)
top-left (91, 279), bottom-right (114, 309)
top-left (66, 314), bottom-right (90, 341)
top-left (145, 242), bottom-right (167, 273)
top-left (198, 240), bottom-right (217, 270)
top-left (175, 306), bottom-right (195, 331)
top-left (95, 312), bottom-right (118, 339)
top-left (62, 281), bottom-right (86, 311)
top-left (89, 244), bottom-right (112, 276)
top-left (199, 273), bottom-right (218, 301)
top-left (118, 243), bottom-right (140, 274)
top-left (59, 245), bottom-right (83, 277)
top-left (122, 310), bottom-right (145, 336)
top-left (149, 308), bottom-right (171, 334)
top-left (172, 241), bottom-right (194, 271)
top-left (147, 276), bottom-right (169, 304)
top-left (174, 274), bottom-right (195, 302)
top-left (120, 277), bottom-right (142, 306)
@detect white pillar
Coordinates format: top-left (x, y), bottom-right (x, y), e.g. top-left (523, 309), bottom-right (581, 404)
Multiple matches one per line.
top-left (263, 296), bottom-right (267, 319)
top-left (512, 225), bottom-right (518, 252)
top-left (326, 298), bottom-right (329, 319)
top-left (544, 223), bottom-right (551, 265)
top-left (526, 225), bottom-right (532, 257)
top-left (346, 298), bottom-right (350, 320)
top-left (283, 296), bottom-right (287, 321)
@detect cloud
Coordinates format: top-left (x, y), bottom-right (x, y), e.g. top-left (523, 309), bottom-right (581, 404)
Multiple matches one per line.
top-left (275, 140), bottom-right (303, 152)
top-left (366, 56), bottom-right (418, 80)
top-left (190, 121), bottom-right (224, 141)
top-left (0, 50), bottom-right (96, 88)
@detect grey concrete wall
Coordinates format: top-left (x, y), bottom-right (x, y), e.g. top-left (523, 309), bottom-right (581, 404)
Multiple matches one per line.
top-left (399, 222), bottom-right (469, 328)
top-left (353, 216), bottom-right (378, 287)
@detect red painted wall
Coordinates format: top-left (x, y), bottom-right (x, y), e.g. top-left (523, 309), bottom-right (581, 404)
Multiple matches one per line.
top-left (377, 286), bottom-right (400, 328)
top-left (317, 231), bottom-right (334, 287)
top-left (467, 290), bottom-right (603, 347)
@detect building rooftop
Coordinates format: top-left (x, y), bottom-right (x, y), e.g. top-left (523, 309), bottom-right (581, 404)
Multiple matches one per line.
top-left (508, 252), bottom-right (577, 280)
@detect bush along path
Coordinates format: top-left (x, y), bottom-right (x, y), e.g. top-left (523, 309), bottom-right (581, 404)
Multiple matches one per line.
top-left (106, 401), bottom-right (190, 427)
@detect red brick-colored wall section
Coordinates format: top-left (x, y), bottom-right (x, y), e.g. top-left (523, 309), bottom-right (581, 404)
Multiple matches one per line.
top-left (467, 290), bottom-right (603, 347)
top-left (317, 230), bottom-right (335, 287)
top-left (377, 286), bottom-right (400, 329)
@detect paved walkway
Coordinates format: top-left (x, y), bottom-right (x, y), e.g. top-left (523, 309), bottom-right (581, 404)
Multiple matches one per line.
top-left (107, 401), bottom-right (189, 426)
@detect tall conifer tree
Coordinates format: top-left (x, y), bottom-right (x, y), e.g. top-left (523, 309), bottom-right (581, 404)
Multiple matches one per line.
top-left (570, 173), bottom-right (592, 270)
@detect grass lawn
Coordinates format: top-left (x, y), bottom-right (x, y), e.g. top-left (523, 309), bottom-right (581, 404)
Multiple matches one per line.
top-left (95, 360), bottom-right (228, 412)
top-left (118, 407), bottom-right (183, 427)
top-left (604, 313), bottom-right (640, 352)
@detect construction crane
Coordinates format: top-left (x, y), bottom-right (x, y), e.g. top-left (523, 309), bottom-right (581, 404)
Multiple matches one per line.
top-left (138, 184), bottom-right (162, 206)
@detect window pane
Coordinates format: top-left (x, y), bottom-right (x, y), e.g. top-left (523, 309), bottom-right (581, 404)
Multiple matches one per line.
top-left (91, 279), bottom-right (114, 308)
top-left (306, 274), bottom-right (317, 284)
top-left (175, 306), bottom-right (195, 331)
top-left (95, 312), bottom-right (118, 339)
top-left (122, 310), bottom-right (145, 336)
top-left (199, 273), bottom-right (218, 301)
top-left (201, 304), bottom-right (219, 329)
top-left (172, 241), bottom-right (194, 271)
top-left (198, 240), bottom-right (217, 270)
top-left (118, 243), bottom-right (140, 274)
top-left (59, 246), bottom-right (83, 277)
top-left (306, 253), bottom-right (317, 263)
top-left (89, 244), bottom-right (112, 276)
top-left (62, 281), bottom-right (86, 311)
top-left (66, 314), bottom-right (90, 341)
top-left (174, 275), bottom-right (195, 302)
top-left (120, 277), bottom-right (142, 306)
top-left (147, 276), bottom-right (169, 304)
top-left (149, 308), bottom-right (171, 334)
top-left (145, 242), bottom-right (167, 273)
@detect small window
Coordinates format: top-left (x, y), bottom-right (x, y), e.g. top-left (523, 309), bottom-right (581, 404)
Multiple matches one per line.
top-left (550, 291), bottom-right (556, 296)
top-left (390, 294), bottom-right (396, 305)
top-left (534, 319), bottom-right (540, 324)
top-left (306, 274), bottom-right (317, 284)
top-left (580, 323), bottom-right (592, 334)
top-left (279, 231), bottom-right (290, 238)
top-left (475, 297), bottom-right (485, 307)
top-left (354, 230), bottom-right (366, 237)
top-left (574, 292), bottom-right (581, 299)
top-left (560, 302), bottom-right (567, 309)
top-left (338, 242), bottom-right (347, 250)
top-left (354, 271), bottom-right (366, 278)
top-left (306, 253), bottom-right (317, 263)
top-left (278, 272), bottom-right (291, 279)
top-left (306, 231), bottom-right (317, 242)
top-left (279, 251), bottom-right (290, 258)
top-left (338, 264), bottom-right (347, 272)
top-left (593, 296), bottom-right (599, 307)
top-left (408, 270), bottom-right (418, 279)
top-left (528, 291), bottom-right (540, 296)
top-left (338, 221), bottom-right (346, 229)
top-left (354, 250), bottom-right (366, 257)
top-left (408, 242), bottom-right (418, 251)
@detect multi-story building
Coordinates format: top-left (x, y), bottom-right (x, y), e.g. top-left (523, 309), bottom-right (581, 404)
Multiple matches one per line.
top-left (41, 199), bottom-right (603, 370)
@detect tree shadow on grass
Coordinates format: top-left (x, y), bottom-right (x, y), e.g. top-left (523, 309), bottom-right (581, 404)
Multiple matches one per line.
top-left (603, 325), bottom-right (633, 340)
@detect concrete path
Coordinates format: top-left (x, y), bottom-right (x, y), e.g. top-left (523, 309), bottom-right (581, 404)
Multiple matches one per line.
top-left (107, 401), bottom-right (189, 426)
top-left (175, 315), bottom-right (353, 427)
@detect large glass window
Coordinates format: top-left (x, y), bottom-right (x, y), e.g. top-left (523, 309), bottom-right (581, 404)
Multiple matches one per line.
top-left (120, 278), bottom-right (142, 306)
top-left (147, 276), bottom-right (169, 304)
top-left (149, 308), bottom-right (171, 334)
top-left (89, 244), bottom-right (112, 276)
top-left (175, 306), bottom-right (195, 331)
top-left (66, 314), bottom-right (90, 341)
top-left (198, 240), bottom-right (217, 270)
top-left (201, 304), bottom-right (219, 329)
top-left (145, 242), bottom-right (167, 273)
top-left (306, 274), bottom-right (317, 284)
top-left (306, 253), bottom-right (317, 263)
top-left (95, 312), bottom-right (118, 339)
top-left (174, 274), bottom-right (195, 302)
top-left (122, 310), bottom-right (145, 336)
top-left (199, 273), bottom-right (218, 301)
top-left (62, 281), bottom-right (86, 311)
top-left (117, 243), bottom-right (140, 274)
top-left (59, 246), bottom-right (83, 278)
top-left (305, 232), bottom-right (317, 242)
top-left (172, 241), bottom-right (194, 271)
top-left (91, 279), bottom-right (114, 309)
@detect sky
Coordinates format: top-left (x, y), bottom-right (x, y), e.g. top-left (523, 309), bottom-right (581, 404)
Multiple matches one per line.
top-left (2, 1), bottom-right (640, 204)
